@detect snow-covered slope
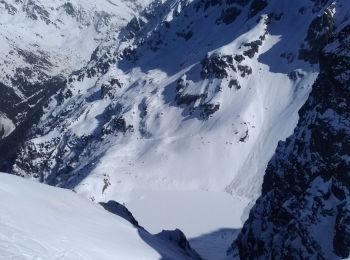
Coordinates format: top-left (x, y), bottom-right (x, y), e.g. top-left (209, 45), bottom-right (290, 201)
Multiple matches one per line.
top-left (0, 0), bottom-right (149, 168)
top-left (0, 172), bottom-right (200, 260)
top-left (0, 0), bottom-right (149, 76)
top-left (0, 113), bottom-right (15, 139)
top-left (7, 0), bottom-right (332, 240)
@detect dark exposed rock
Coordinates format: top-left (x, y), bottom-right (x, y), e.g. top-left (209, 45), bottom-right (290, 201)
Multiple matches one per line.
top-left (239, 127), bottom-right (249, 142)
top-left (299, 8), bottom-right (335, 63)
top-left (234, 54), bottom-right (245, 63)
top-left (176, 93), bottom-right (203, 106)
top-left (243, 32), bottom-right (267, 58)
top-left (243, 39), bottom-right (264, 58)
top-left (267, 12), bottom-right (283, 22)
top-left (101, 84), bottom-right (115, 99)
top-left (100, 200), bottom-right (140, 227)
top-left (216, 6), bottom-right (241, 25)
top-left (100, 78), bottom-right (122, 99)
top-left (126, 16), bottom-right (146, 39)
top-left (228, 79), bottom-right (241, 89)
top-left (288, 70), bottom-right (305, 81)
top-left (175, 77), bottom-right (204, 106)
top-left (201, 53), bottom-right (236, 79)
top-left (102, 116), bottom-right (134, 135)
top-left (0, 0), bottom-right (17, 14)
top-left (174, 76), bottom-right (221, 119)
top-left (0, 76), bottom-right (66, 173)
top-left (200, 103), bottom-right (220, 119)
top-left (333, 203), bottom-right (350, 258)
top-left (248, 0), bottom-right (268, 18)
top-left (237, 64), bottom-right (252, 77)
top-left (24, 0), bottom-right (51, 24)
top-left (109, 78), bottom-right (122, 88)
top-left (100, 201), bottom-right (202, 259)
top-left (63, 2), bottom-right (75, 16)
top-left (121, 46), bottom-right (137, 61)
top-left (56, 89), bottom-right (73, 105)
top-left (156, 229), bottom-right (203, 260)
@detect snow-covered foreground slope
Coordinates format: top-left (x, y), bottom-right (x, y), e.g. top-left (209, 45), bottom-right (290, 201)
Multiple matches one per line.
top-left (0, 172), bottom-right (201, 260)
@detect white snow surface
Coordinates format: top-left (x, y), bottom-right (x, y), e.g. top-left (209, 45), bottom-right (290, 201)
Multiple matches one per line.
top-left (0, 113), bottom-right (15, 139)
top-left (71, 2), bottom-right (318, 198)
top-left (0, 173), bottom-right (195, 260)
top-left (69, 0), bottom-right (319, 239)
top-left (126, 190), bottom-right (250, 238)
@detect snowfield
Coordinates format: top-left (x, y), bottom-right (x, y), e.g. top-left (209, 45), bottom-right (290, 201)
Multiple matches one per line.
top-left (0, 113), bottom-right (15, 139)
top-left (0, 173), bottom-right (197, 260)
top-left (126, 189), bottom-right (250, 238)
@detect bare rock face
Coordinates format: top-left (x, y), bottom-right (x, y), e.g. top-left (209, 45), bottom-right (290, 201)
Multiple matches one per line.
top-left (201, 54), bottom-right (236, 79)
top-left (248, 0), bottom-right (268, 18)
top-left (299, 6), bottom-right (335, 63)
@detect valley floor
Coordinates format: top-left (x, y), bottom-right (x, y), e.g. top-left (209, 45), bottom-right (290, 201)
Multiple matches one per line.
top-left (126, 189), bottom-right (251, 259)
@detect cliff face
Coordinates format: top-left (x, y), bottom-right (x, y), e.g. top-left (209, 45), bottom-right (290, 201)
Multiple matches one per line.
top-left (231, 1), bottom-right (350, 258)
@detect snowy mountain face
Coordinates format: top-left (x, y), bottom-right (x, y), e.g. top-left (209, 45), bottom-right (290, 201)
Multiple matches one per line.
top-left (0, 0), bottom-right (349, 258)
top-left (0, 173), bottom-right (201, 260)
top-left (3, 0), bottom-right (344, 240)
top-left (9, 0), bottom-right (322, 201)
top-left (232, 0), bottom-right (350, 259)
top-left (0, 0), bottom-right (150, 169)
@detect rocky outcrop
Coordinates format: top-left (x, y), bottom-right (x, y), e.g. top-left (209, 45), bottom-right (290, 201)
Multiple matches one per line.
top-left (100, 200), bottom-right (203, 259)
top-left (299, 6), bottom-right (335, 63)
top-left (156, 229), bottom-right (203, 260)
top-left (201, 53), bottom-right (236, 79)
top-left (248, 0), bottom-right (268, 18)
top-left (100, 200), bottom-right (140, 227)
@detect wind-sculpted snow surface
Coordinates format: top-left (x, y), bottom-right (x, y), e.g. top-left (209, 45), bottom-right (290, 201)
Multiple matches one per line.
top-left (0, 173), bottom-right (201, 260)
top-left (231, 0), bottom-right (350, 258)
